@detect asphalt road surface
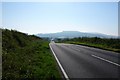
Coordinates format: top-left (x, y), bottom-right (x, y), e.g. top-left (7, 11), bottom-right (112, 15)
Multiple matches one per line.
top-left (49, 42), bottom-right (120, 79)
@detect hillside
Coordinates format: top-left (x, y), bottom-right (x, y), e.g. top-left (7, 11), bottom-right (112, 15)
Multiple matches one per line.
top-left (36, 31), bottom-right (117, 39)
top-left (2, 29), bottom-right (61, 79)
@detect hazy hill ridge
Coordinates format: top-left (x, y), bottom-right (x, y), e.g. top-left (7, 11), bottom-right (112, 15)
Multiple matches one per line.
top-left (37, 31), bottom-right (117, 38)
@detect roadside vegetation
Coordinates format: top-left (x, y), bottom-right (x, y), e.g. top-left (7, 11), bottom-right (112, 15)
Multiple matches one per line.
top-left (2, 29), bottom-right (61, 79)
top-left (56, 37), bottom-right (120, 53)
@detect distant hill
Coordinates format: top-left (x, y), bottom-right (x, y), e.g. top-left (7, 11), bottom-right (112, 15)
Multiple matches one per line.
top-left (36, 31), bottom-right (117, 39)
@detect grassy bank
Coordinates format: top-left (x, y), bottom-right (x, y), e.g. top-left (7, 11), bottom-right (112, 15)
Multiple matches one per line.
top-left (57, 37), bottom-right (120, 53)
top-left (2, 29), bottom-right (61, 79)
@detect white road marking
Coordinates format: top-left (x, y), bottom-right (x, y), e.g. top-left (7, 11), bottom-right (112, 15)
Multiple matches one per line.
top-left (91, 54), bottom-right (120, 67)
top-left (49, 43), bottom-right (69, 80)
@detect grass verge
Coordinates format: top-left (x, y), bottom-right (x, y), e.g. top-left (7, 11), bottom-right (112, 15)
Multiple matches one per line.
top-left (57, 37), bottom-right (120, 53)
top-left (2, 29), bottom-right (61, 79)
top-left (69, 41), bottom-right (120, 53)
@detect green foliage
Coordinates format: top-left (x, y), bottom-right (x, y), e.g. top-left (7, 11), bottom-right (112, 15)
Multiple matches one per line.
top-left (2, 29), bottom-right (61, 79)
top-left (57, 37), bottom-right (120, 52)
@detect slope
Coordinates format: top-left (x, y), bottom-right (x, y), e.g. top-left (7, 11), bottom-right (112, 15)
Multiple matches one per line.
top-left (2, 29), bottom-right (61, 79)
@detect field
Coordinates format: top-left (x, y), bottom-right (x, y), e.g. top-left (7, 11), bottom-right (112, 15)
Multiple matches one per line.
top-left (57, 37), bottom-right (120, 53)
top-left (2, 29), bottom-right (61, 79)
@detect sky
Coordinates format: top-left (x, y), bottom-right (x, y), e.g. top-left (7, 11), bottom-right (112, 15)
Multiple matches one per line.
top-left (1, 0), bottom-right (120, 2)
top-left (2, 2), bottom-right (118, 36)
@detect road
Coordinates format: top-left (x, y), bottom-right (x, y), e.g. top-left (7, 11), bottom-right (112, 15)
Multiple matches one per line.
top-left (49, 42), bottom-right (120, 79)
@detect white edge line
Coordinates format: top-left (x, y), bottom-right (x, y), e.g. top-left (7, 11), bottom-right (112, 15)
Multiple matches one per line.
top-left (49, 43), bottom-right (69, 80)
top-left (91, 54), bottom-right (120, 67)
